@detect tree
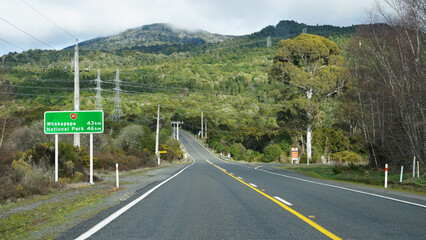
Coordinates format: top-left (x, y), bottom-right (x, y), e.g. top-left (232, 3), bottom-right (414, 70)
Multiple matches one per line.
top-left (270, 33), bottom-right (348, 164)
top-left (347, 0), bottom-right (425, 166)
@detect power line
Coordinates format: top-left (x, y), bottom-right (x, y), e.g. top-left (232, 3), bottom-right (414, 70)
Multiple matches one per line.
top-left (0, 38), bottom-right (25, 51)
top-left (0, 15), bottom-right (56, 50)
top-left (10, 84), bottom-right (92, 91)
top-left (21, 0), bottom-right (78, 41)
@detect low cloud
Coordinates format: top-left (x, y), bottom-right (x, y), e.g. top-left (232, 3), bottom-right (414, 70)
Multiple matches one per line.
top-left (0, 0), bottom-right (372, 56)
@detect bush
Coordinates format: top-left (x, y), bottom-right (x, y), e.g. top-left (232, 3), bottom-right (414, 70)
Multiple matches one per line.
top-left (9, 120), bottom-right (53, 151)
top-left (16, 142), bottom-right (89, 178)
top-left (331, 151), bottom-right (364, 163)
top-left (229, 143), bottom-right (246, 160)
top-left (262, 144), bottom-right (282, 163)
top-left (0, 158), bottom-right (65, 202)
top-left (114, 124), bottom-right (148, 151)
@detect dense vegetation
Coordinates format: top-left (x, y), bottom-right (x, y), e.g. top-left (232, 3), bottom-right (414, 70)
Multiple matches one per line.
top-left (0, 6), bottom-right (424, 201)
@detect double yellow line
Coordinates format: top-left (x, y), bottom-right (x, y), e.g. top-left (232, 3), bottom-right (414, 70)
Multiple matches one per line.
top-left (206, 159), bottom-right (341, 240)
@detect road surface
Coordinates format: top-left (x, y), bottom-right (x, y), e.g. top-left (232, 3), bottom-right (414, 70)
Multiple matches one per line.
top-left (63, 131), bottom-right (426, 240)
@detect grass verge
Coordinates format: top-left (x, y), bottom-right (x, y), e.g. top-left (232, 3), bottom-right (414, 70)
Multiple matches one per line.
top-left (277, 164), bottom-right (426, 195)
top-left (0, 187), bottom-right (117, 240)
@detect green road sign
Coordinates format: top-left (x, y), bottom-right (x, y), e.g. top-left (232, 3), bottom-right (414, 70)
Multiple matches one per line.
top-left (44, 110), bottom-right (104, 134)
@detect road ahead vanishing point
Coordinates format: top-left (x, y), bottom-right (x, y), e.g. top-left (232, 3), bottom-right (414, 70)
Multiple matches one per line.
top-left (64, 131), bottom-right (426, 240)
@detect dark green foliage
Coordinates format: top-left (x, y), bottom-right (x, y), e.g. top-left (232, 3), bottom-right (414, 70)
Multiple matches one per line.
top-left (251, 20), bottom-right (355, 39)
top-left (262, 144), bottom-right (282, 163)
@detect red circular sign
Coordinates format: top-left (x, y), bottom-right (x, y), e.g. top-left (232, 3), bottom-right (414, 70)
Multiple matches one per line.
top-left (70, 113), bottom-right (77, 120)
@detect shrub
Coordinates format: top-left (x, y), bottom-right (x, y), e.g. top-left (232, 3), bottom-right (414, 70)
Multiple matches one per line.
top-left (0, 158), bottom-right (65, 202)
top-left (331, 151), bottom-right (364, 163)
top-left (114, 124), bottom-right (147, 151)
top-left (262, 144), bottom-right (282, 163)
top-left (229, 143), bottom-right (246, 160)
top-left (9, 120), bottom-right (53, 151)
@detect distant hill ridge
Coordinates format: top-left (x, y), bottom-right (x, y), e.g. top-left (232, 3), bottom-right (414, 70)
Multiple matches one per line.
top-left (73, 23), bottom-right (234, 51)
top-left (71, 21), bottom-right (356, 52)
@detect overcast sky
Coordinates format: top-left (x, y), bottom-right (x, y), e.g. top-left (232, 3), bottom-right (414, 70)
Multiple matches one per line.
top-left (0, 0), bottom-right (374, 56)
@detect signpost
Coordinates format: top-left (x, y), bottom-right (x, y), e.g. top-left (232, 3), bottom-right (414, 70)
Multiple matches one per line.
top-left (44, 110), bottom-right (103, 134)
top-left (291, 148), bottom-right (299, 164)
top-left (44, 110), bottom-right (103, 184)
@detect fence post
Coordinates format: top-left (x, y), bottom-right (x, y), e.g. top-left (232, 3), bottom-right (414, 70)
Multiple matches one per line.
top-left (400, 166), bottom-right (403, 183)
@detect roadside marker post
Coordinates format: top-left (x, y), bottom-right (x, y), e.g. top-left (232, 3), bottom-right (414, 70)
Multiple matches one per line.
top-left (400, 166), bottom-right (403, 183)
top-left (413, 156), bottom-right (416, 178)
top-left (417, 161), bottom-right (420, 178)
top-left (116, 163), bottom-right (119, 188)
top-left (385, 164), bottom-right (388, 188)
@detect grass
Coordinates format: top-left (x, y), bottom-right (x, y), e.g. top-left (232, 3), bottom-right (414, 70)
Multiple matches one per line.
top-left (277, 164), bottom-right (426, 194)
top-left (0, 161), bottom-right (189, 239)
top-left (0, 185), bottom-right (117, 240)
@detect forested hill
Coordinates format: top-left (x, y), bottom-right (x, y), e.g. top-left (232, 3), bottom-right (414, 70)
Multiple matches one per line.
top-left (66, 20), bottom-right (356, 54)
top-left (249, 20), bottom-right (355, 39)
top-left (69, 23), bottom-right (234, 51)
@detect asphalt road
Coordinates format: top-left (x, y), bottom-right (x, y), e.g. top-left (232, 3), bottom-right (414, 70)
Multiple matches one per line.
top-left (66, 131), bottom-right (426, 240)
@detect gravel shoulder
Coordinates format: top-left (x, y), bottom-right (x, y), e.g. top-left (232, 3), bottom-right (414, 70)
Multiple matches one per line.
top-left (0, 161), bottom-right (189, 240)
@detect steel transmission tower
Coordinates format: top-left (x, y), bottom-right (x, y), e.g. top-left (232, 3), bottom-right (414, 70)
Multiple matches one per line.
top-left (94, 69), bottom-right (103, 110)
top-left (112, 68), bottom-right (122, 121)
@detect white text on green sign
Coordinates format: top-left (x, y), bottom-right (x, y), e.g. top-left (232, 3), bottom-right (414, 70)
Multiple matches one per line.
top-left (44, 111), bottom-right (104, 134)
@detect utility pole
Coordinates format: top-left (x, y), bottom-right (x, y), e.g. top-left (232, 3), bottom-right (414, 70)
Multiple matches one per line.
top-left (94, 69), bottom-right (102, 110)
top-left (154, 105), bottom-right (161, 165)
top-left (112, 69), bottom-right (122, 121)
top-left (267, 36), bottom-right (271, 47)
top-left (201, 110), bottom-right (203, 138)
top-left (73, 39), bottom-right (80, 148)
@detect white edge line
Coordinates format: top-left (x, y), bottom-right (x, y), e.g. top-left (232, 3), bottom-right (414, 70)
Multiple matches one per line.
top-left (257, 168), bottom-right (426, 209)
top-left (249, 183), bottom-right (257, 188)
top-left (274, 196), bottom-right (293, 206)
top-left (75, 157), bottom-right (195, 239)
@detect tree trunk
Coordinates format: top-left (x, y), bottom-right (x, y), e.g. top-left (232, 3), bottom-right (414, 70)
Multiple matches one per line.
top-left (0, 118), bottom-right (6, 149)
top-left (307, 124), bottom-right (312, 165)
top-left (306, 88), bottom-right (313, 165)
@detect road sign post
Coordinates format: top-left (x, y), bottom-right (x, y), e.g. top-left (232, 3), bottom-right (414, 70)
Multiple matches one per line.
top-left (45, 110), bottom-right (103, 183)
top-left (291, 148), bottom-right (299, 164)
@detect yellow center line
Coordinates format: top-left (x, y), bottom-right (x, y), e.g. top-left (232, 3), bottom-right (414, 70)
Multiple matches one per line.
top-left (206, 159), bottom-right (341, 240)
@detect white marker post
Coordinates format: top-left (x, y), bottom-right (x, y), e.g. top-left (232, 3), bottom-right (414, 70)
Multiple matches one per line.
top-left (55, 134), bottom-right (58, 182)
top-left (90, 133), bottom-right (93, 184)
top-left (413, 156), bottom-right (416, 178)
top-left (116, 163), bottom-right (119, 188)
top-left (385, 164), bottom-right (388, 188)
top-left (400, 166), bottom-right (403, 183)
top-left (417, 161), bottom-right (420, 178)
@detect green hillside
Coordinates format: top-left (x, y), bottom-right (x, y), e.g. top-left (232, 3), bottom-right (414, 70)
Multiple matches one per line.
top-left (0, 20), bottom-right (369, 201)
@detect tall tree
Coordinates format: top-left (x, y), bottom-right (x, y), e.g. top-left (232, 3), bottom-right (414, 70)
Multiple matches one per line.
top-left (347, 0), bottom-right (425, 166)
top-left (270, 33), bottom-right (348, 164)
